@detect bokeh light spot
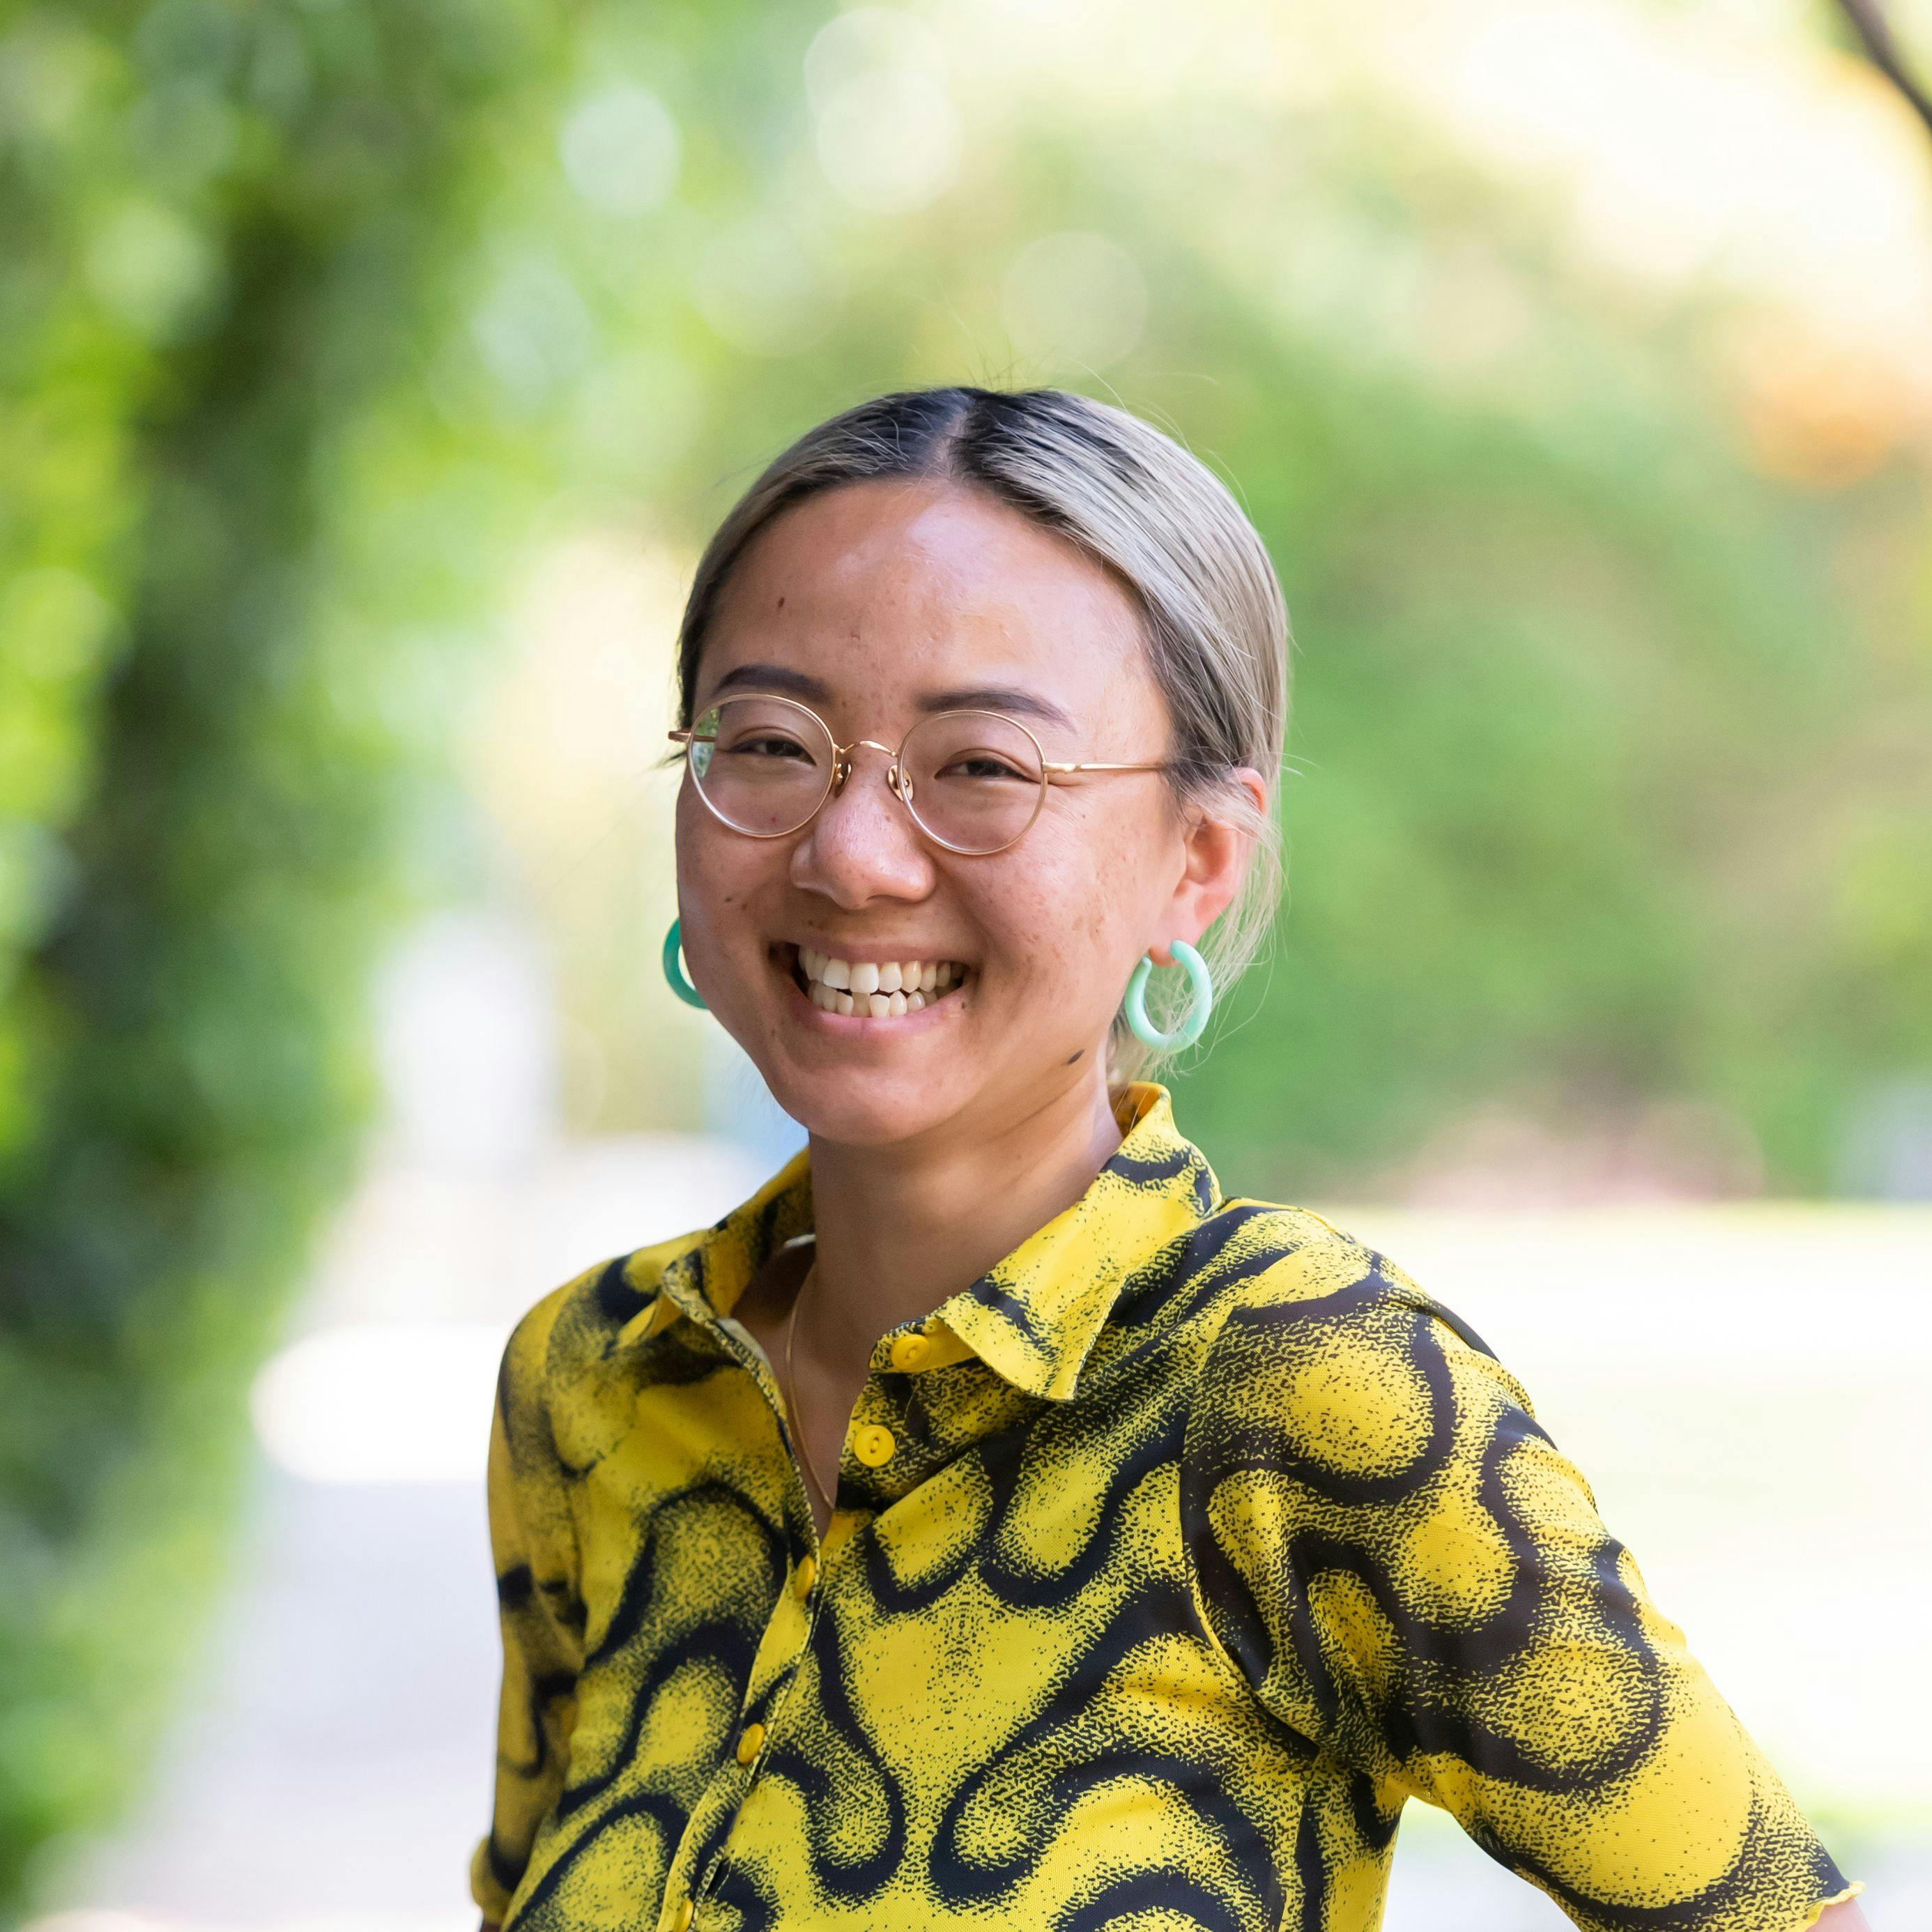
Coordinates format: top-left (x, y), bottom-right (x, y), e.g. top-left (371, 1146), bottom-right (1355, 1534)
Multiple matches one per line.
top-left (1001, 231), bottom-right (1149, 371)
top-left (559, 82), bottom-right (680, 217)
top-left (806, 8), bottom-right (960, 213)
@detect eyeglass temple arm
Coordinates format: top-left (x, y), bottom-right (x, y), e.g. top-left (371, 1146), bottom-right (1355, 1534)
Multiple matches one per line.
top-left (1042, 758), bottom-right (1174, 774)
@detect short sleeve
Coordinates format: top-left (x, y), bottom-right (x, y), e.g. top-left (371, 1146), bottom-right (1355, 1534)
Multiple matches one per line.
top-left (470, 1295), bottom-right (586, 1924)
top-left (1180, 1228), bottom-right (1859, 1932)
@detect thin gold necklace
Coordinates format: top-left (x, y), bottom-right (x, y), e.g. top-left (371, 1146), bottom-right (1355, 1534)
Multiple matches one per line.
top-left (784, 1256), bottom-right (835, 1520)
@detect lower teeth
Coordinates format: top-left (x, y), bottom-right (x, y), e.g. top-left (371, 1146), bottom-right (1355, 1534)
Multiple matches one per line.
top-left (797, 965), bottom-right (960, 1018)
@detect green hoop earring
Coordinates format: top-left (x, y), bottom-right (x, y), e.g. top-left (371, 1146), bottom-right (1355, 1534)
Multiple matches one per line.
top-left (662, 917), bottom-right (708, 1010)
top-left (1121, 939), bottom-right (1212, 1051)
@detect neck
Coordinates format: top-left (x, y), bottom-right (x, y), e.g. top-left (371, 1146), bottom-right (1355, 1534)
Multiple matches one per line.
top-left (800, 1070), bottom-right (1131, 1373)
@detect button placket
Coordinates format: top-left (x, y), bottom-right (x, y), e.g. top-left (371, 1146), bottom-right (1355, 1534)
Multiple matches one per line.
top-left (839, 1336), bottom-right (946, 1507)
top-left (710, 1309), bottom-right (825, 1553)
top-left (692, 1298), bottom-right (937, 1922)
top-left (671, 1312), bottom-right (827, 1922)
top-left (695, 1552), bottom-right (834, 1912)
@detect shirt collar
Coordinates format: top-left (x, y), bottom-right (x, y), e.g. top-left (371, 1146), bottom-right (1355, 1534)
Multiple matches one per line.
top-left (618, 1080), bottom-right (1223, 1402)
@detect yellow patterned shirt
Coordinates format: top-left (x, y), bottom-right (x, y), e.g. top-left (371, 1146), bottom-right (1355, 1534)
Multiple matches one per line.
top-left (471, 1080), bottom-right (1859, 1932)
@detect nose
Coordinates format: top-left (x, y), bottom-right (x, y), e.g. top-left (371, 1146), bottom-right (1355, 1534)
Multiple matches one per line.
top-left (790, 740), bottom-right (933, 907)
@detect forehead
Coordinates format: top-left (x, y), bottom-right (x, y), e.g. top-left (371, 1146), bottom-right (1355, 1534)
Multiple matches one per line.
top-left (697, 477), bottom-right (1155, 721)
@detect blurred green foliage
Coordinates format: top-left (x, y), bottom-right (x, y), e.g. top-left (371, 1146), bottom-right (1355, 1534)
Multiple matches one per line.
top-left (0, 0), bottom-right (561, 1906)
top-left (2, 0), bottom-right (1930, 1913)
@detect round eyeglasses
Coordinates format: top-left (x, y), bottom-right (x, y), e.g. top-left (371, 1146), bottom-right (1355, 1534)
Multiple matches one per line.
top-left (667, 693), bottom-right (1181, 856)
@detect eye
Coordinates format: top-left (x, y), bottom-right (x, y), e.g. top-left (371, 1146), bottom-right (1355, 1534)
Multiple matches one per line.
top-left (940, 753), bottom-right (1029, 781)
top-left (725, 731), bottom-right (815, 761)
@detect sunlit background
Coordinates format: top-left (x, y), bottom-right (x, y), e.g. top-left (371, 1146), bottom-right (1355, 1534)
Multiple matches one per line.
top-left (3, 0), bottom-right (1930, 1924)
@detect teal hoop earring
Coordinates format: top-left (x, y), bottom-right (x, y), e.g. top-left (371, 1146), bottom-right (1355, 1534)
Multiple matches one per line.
top-left (1121, 939), bottom-right (1213, 1051)
top-left (662, 917), bottom-right (708, 1010)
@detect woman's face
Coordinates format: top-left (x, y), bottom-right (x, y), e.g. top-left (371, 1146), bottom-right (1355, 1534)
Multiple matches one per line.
top-left (675, 475), bottom-right (1259, 1151)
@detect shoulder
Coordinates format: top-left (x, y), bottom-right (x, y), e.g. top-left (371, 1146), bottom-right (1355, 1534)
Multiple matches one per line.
top-left (1209, 1202), bottom-right (1505, 1365)
top-left (494, 1224), bottom-right (713, 1452)
top-left (1186, 1202), bottom-right (1544, 1480)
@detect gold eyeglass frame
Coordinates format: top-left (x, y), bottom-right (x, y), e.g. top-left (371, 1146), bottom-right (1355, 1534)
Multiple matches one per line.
top-left (666, 691), bottom-right (1181, 856)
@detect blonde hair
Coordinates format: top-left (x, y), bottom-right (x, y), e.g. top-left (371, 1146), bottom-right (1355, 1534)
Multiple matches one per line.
top-left (672, 385), bottom-right (1291, 1087)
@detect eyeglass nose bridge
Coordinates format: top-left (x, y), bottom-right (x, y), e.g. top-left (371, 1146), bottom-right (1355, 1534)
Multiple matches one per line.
top-left (829, 736), bottom-right (914, 812)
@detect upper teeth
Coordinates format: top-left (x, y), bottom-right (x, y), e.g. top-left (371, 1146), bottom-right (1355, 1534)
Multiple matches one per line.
top-left (798, 948), bottom-right (967, 1017)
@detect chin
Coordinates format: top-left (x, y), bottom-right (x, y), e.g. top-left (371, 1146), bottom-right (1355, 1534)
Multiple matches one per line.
top-left (760, 1064), bottom-right (971, 1151)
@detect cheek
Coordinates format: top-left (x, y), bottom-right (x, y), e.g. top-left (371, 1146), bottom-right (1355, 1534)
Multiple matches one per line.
top-left (675, 793), bottom-right (765, 928)
top-left (1075, 795), bottom-right (1166, 931)
top-left (673, 793), bottom-right (709, 904)
top-left (994, 810), bottom-right (1148, 988)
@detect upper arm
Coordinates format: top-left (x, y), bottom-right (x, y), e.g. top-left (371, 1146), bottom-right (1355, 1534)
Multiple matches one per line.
top-left (469, 1292), bottom-right (587, 1925)
top-left (1181, 1232), bottom-right (1859, 1932)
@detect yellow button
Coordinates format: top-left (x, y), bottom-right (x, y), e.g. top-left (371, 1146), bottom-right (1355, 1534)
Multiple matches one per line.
top-left (671, 1900), bottom-right (693, 1932)
top-left (735, 1722), bottom-right (765, 1765)
top-left (889, 1331), bottom-right (931, 1372)
top-left (852, 1423), bottom-right (896, 1467)
top-left (792, 1554), bottom-right (817, 1598)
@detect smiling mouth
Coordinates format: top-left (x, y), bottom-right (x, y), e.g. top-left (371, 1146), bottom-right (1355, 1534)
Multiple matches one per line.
top-left (779, 942), bottom-right (974, 1019)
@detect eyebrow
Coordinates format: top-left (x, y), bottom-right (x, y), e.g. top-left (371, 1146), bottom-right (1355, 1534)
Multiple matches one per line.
top-left (705, 661), bottom-right (1076, 733)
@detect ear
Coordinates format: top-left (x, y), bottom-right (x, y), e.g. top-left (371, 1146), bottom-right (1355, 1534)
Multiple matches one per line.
top-left (1148, 767), bottom-right (1269, 967)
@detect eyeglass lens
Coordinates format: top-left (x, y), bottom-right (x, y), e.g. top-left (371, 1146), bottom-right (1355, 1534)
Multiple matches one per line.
top-left (687, 696), bottom-right (1045, 853)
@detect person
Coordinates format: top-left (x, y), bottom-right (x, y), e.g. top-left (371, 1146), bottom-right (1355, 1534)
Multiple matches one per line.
top-left (470, 386), bottom-right (1866, 1932)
